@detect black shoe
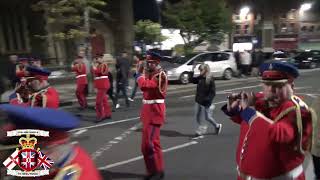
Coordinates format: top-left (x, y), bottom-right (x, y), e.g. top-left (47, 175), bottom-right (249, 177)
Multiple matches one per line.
top-left (144, 172), bottom-right (164, 180)
top-left (190, 133), bottom-right (204, 140)
top-left (94, 116), bottom-right (111, 123)
top-left (77, 106), bottom-right (87, 111)
top-left (215, 124), bottom-right (222, 135)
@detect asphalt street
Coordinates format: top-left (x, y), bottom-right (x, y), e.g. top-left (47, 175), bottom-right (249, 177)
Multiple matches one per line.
top-left (59, 69), bottom-right (320, 180)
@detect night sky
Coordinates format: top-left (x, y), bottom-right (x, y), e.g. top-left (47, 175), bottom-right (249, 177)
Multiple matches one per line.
top-left (133, 0), bottom-right (160, 22)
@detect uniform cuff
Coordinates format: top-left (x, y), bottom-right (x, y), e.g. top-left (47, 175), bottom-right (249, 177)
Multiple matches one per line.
top-left (221, 104), bottom-right (241, 116)
top-left (240, 107), bottom-right (256, 123)
top-left (134, 73), bottom-right (142, 80)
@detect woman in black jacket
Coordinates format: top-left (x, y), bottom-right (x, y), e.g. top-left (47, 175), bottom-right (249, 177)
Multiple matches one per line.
top-left (192, 64), bottom-right (222, 139)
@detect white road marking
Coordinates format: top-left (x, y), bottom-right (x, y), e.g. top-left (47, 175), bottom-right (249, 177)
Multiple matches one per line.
top-left (98, 141), bottom-right (198, 170)
top-left (69, 117), bottom-right (140, 133)
top-left (70, 141), bottom-right (78, 145)
top-left (296, 93), bottom-right (320, 98)
top-left (179, 85), bottom-right (261, 99)
top-left (73, 129), bottom-right (87, 136)
top-left (179, 94), bottom-right (195, 99)
top-left (222, 85), bottom-right (261, 92)
top-left (295, 86), bottom-right (312, 90)
top-left (91, 122), bottom-right (142, 160)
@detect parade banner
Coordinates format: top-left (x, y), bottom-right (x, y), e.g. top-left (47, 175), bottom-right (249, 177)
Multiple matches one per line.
top-left (7, 129), bottom-right (49, 137)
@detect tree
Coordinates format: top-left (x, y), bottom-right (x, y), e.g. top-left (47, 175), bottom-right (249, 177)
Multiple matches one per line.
top-left (163, 0), bottom-right (232, 53)
top-left (32, 0), bottom-right (107, 40)
top-left (32, 0), bottom-right (107, 64)
top-left (134, 20), bottom-right (167, 47)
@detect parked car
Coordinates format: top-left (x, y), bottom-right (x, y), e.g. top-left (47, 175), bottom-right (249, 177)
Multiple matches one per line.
top-left (272, 51), bottom-right (290, 61)
top-left (192, 52), bottom-right (238, 80)
top-left (271, 51), bottom-right (298, 66)
top-left (164, 53), bottom-right (200, 84)
top-left (294, 50), bottom-right (320, 69)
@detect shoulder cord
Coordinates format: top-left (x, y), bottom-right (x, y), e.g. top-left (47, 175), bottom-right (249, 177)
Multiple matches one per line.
top-left (158, 71), bottom-right (167, 94)
top-left (77, 63), bottom-right (82, 73)
top-left (100, 63), bottom-right (108, 75)
top-left (30, 88), bottom-right (48, 107)
top-left (291, 95), bottom-right (309, 155)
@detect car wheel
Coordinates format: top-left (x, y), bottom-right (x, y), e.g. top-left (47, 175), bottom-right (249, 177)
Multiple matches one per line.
top-left (310, 62), bottom-right (317, 69)
top-left (223, 69), bottom-right (233, 80)
top-left (180, 73), bottom-right (190, 84)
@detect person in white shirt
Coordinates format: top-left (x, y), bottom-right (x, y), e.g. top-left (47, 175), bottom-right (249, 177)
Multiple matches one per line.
top-left (239, 50), bottom-right (252, 77)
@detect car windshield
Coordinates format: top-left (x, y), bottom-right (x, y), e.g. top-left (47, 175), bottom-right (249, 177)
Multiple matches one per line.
top-left (273, 54), bottom-right (287, 59)
top-left (295, 52), bottom-right (314, 60)
top-left (172, 54), bottom-right (198, 64)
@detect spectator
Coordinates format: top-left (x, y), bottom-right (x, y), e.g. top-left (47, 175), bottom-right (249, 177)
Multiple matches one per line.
top-left (128, 54), bottom-right (144, 102)
top-left (7, 55), bottom-right (19, 89)
top-left (192, 64), bottom-right (222, 139)
top-left (240, 50), bottom-right (252, 77)
top-left (234, 51), bottom-right (241, 77)
top-left (251, 49), bottom-right (264, 77)
top-left (114, 51), bottom-right (131, 108)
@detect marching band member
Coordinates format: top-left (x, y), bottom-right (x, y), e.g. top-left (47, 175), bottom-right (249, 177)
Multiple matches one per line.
top-left (0, 104), bottom-right (102, 180)
top-left (27, 66), bottom-right (59, 108)
top-left (222, 61), bottom-right (313, 180)
top-left (72, 56), bottom-right (88, 109)
top-left (135, 51), bottom-right (168, 180)
top-left (92, 54), bottom-right (112, 122)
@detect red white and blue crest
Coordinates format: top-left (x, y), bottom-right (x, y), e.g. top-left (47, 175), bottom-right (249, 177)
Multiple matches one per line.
top-left (18, 148), bottom-right (38, 171)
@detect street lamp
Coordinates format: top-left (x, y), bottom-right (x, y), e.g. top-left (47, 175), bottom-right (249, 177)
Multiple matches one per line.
top-left (240, 6), bottom-right (250, 17)
top-left (156, 0), bottom-right (163, 25)
top-left (156, 0), bottom-right (163, 50)
top-left (300, 2), bottom-right (312, 15)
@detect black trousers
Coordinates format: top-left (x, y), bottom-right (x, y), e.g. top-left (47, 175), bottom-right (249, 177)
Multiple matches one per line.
top-left (313, 155), bottom-right (320, 179)
top-left (114, 82), bottom-right (129, 107)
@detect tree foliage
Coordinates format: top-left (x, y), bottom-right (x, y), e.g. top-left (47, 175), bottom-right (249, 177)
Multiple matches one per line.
top-left (134, 20), bottom-right (167, 45)
top-left (32, 0), bottom-right (107, 41)
top-left (163, 0), bottom-right (232, 49)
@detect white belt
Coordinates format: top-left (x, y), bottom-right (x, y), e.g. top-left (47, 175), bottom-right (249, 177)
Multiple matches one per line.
top-left (237, 164), bottom-right (303, 180)
top-left (76, 74), bottom-right (87, 78)
top-left (142, 99), bottom-right (165, 104)
top-left (94, 76), bottom-right (108, 80)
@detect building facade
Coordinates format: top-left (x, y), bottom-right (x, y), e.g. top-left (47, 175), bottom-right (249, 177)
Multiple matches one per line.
top-left (231, 8), bottom-right (320, 52)
top-left (0, 0), bottom-right (134, 69)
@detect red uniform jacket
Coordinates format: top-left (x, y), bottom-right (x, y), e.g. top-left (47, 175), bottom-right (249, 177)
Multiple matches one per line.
top-left (137, 71), bottom-right (167, 125)
top-left (223, 93), bottom-right (312, 178)
top-left (92, 63), bottom-right (110, 89)
top-left (30, 87), bottom-right (59, 108)
top-left (45, 145), bottom-right (102, 180)
top-left (72, 62), bottom-right (88, 85)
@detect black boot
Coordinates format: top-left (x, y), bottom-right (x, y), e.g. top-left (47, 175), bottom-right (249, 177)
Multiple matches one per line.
top-left (148, 172), bottom-right (164, 180)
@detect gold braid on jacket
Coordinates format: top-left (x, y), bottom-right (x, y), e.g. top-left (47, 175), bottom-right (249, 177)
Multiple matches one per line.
top-left (152, 70), bottom-right (167, 94)
top-left (100, 63), bottom-right (108, 75)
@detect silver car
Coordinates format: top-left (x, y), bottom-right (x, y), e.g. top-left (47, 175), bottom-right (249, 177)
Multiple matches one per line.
top-left (192, 52), bottom-right (238, 80)
top-left (164, 53), bottom-right (200, 84)
top-left (165, 52), bottom-right (237, 84)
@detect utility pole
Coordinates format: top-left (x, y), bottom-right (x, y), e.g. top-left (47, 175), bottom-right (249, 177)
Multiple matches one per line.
top-left (84, 5), bottom-right (94, 93)
top-left (156, 0), bottom-right (163, 50)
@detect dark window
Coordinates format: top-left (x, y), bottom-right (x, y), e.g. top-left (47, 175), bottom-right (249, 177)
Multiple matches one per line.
top-left (309, 26), bottom-right (315, 32)
top-left (301, 26), bottom-right (307, 32)
top-left (210, 53), bottom-right (229, 62)
top-left (0, 7), bottom-right (29, 54)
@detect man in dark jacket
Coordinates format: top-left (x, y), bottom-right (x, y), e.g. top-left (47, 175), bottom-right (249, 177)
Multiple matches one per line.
top-left (192, 64), bottom-right (222, 139)
top-left (114, 52), bottom-right (130, 108)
